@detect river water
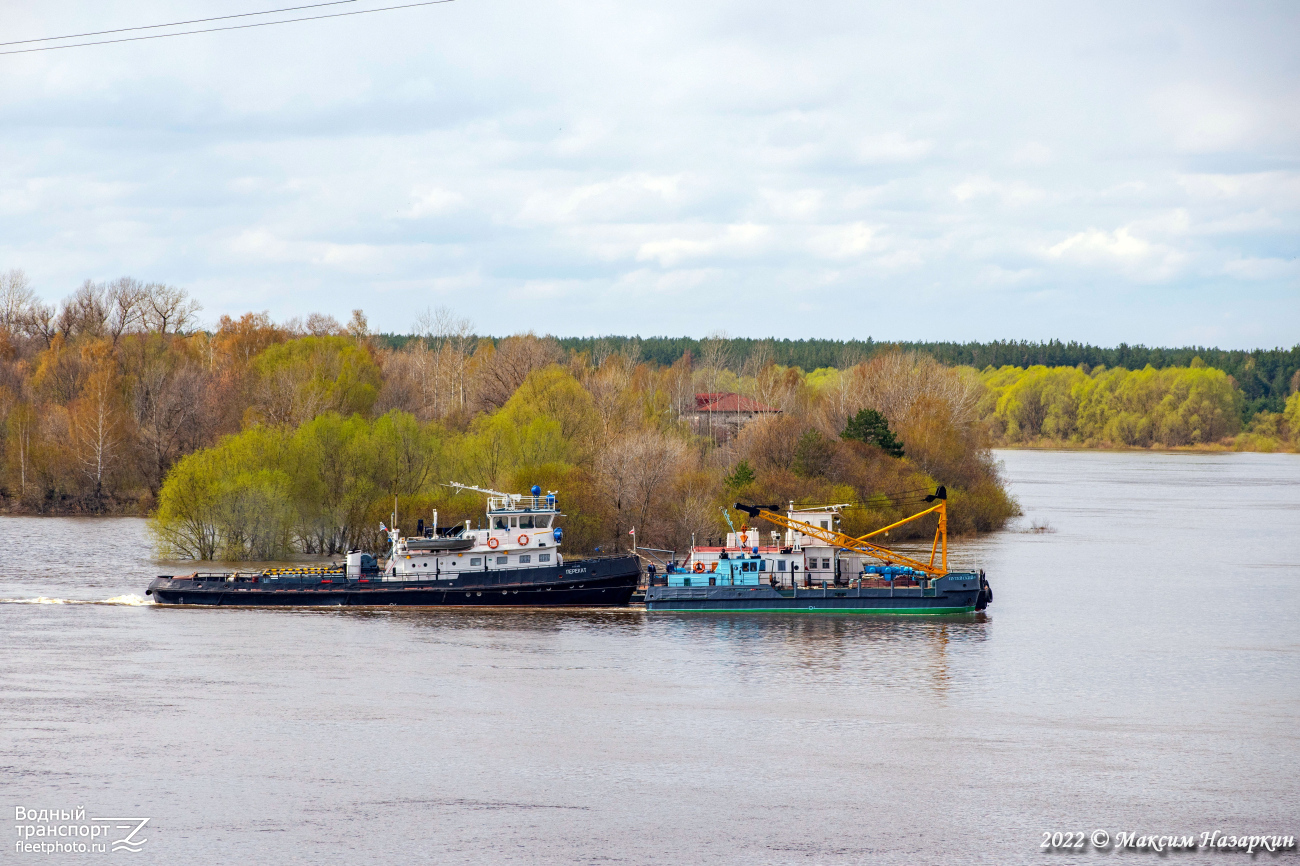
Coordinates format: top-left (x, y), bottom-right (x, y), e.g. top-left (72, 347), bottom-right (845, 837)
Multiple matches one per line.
top-left (2, 450), bottom-right (1297, 864)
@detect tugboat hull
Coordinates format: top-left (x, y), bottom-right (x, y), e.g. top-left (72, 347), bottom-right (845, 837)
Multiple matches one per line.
top-left (147, 555), bottom-right (641, 608)
top-left (645, 573), bottom-right (986, 614)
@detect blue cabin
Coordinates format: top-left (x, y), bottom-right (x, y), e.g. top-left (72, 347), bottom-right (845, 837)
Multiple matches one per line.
top-left (669, 555), bottom-right (765, 587)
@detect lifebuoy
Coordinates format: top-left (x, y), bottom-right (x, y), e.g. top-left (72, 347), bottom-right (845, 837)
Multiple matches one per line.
top-left (487, 537), bottom-right (499, 549)
top-left (518, 534), bottom-right (529, 546)
top-left (693, 562), bottom-right (704, 573)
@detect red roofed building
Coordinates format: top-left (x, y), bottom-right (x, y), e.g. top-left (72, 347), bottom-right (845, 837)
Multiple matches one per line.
top-left (690, 393), bottom-right (781, 440)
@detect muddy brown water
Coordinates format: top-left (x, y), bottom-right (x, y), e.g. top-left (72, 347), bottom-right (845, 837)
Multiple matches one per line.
top-left (2, 449), bottom-right (1297, 864)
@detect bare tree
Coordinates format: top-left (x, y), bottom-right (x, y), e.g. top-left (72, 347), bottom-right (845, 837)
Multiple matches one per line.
top-left (583, 354), bottom-right (636, 437)
top-left (668, 482), bottom-right (716, 552)
top-left (8, 402), bottom-right (36, 500)
top-left (347, 309), bottom-right (369, 344)
top-left (445, 311), bottom-right (476, 410)
top-left (132, 356), bottom-right (209, 494)
top-left (424, 306), bottom-right (476, 411)
top-left (374, 344), bottom-right (431, 419)
top-left (142, 284), bottom-right (201, 334)
top-left (305, 312), bottom-right (343, 336)
top-left (378, 306), bottom-right (478, 421)
top-left (696, 331), bottom-right (731, 436)
top-left (835, 351), bottom-right (982, 432)
top-left (105, 278), bottom-right (148, 343)
top-left (664, 350), bottom-right (695, 419)
top-left (0, 269), bottom-right (35, 334)
top-left (58, 281), bottom-right (110, 339)
top-left (595, 429), bottom-right (687, 548)
top-left (70, 360), bottom-right (123, 509)
top-left (252, 364), bottom-right (332, 427)
top-left (471, 334), bottom-right (560, 411)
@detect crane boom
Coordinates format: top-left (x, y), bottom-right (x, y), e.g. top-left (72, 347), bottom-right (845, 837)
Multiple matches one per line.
top-left (734, 487), bottom-right (949, 577)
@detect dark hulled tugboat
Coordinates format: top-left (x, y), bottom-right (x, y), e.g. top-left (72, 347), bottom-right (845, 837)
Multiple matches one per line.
top-left (147, 484), bottom-right (641, 607)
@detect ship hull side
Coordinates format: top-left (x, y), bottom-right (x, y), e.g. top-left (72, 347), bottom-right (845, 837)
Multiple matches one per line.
top-left (147, 556), bottom-right (640, 608)
top-left (644, 576), bottom-right (983, 615)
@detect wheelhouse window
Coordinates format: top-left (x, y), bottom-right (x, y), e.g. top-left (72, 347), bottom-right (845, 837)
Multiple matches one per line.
top-left (519, 515), bottom-right (535, 529)
top-left (493, 516), bottom-right (507, 530)
top-left (822, 558), bottom-right (831, 569)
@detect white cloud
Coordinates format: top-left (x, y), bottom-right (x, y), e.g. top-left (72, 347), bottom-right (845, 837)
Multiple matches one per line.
top-left (1046, 226), bottom-right (1186, 280)
top-left (403, 187), bottom-right (464, 219)
top-left (0, 0), bottom-right (1295, 346)
top-left (806, 222), bottom-right (879, 259)
top-left (951, 175), bottom-right (1045, 206)
top-left (855, 132), bottom-right (934, 164)
top-left (635, 223), bottom-right (772, 267)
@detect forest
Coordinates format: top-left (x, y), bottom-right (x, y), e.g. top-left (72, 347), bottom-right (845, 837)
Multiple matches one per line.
top-left (499, 337), bottom-right (1300, 419)
top-left (976, 364), bottom-right (1300, 449)
top-left (1, 270), bottom-right (1296, 559)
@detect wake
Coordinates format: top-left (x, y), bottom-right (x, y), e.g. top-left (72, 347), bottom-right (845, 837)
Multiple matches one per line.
top-left (0, 594), bottom-right (153, 606)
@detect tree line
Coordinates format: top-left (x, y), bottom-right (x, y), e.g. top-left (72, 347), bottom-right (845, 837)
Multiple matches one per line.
top-left (150, 342), bottom-right (1020, 560)
top-left (4, 270), bottom-right (1294, 562)
top-left (974, 364), bottom-right (1300, 451)
top-left (1, 271), bottom-right (1020, 560)
top-left (404, 335), bottom-right (1300, 421)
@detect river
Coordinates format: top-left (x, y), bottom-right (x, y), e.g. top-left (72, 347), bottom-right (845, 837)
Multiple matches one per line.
top-left (2, 450), bottom-right (1297, 864)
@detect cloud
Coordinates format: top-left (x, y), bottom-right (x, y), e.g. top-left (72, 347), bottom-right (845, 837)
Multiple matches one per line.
top-left (635, 223), bottom-right (772, 267)
top-left (0, 0), bottom-right (1296, 347)
top-left (403, 187), bottom-right (465, 219)
top-left (855, 132), bottom-right (934, 164)
top-left (1222, 257), bottom-right (1299, 281)
top-left (1046, 226), bottom-right (1185, 280)
top-left (951, 176), bottom-right (1045, 206)
top-left (1048, 228), bottom-right (1154, 261)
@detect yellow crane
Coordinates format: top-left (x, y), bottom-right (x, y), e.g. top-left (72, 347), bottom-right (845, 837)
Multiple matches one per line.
top-left (733, 486), bottom-right (950, 578)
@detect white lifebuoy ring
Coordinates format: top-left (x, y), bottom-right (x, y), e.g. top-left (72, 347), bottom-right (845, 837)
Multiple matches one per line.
top-left (518, 534), bottom-right (529, 546)
top-left (487, 537), bottom-right (499, 549)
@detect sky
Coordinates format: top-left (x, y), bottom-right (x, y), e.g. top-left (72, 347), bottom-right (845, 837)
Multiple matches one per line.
top-left (1, 0), bottom-right (1297, 348)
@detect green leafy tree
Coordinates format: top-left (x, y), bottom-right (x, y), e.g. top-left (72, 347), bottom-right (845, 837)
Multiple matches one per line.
top-left (251, 335), bottom-right (382, 426)
top-left (842, 408), bottom-right (905, 457)
top-left (793, 429), bottom-right (836, 477)
top-left (724, 459), bottom-right (756, 490)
